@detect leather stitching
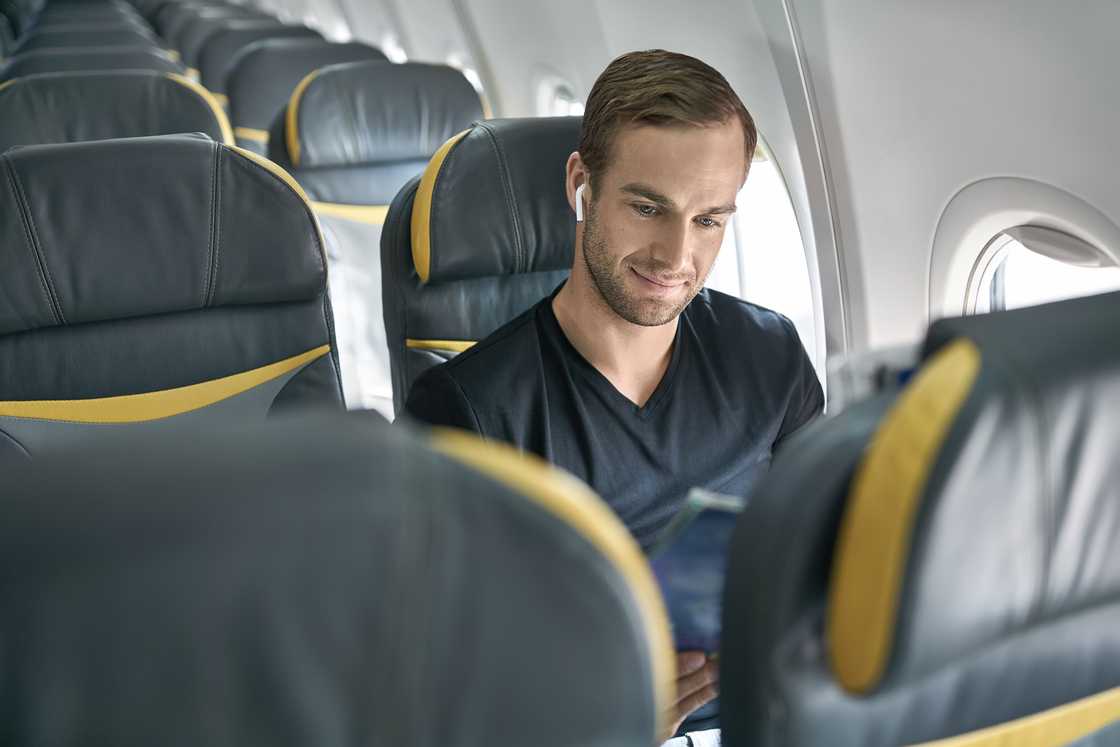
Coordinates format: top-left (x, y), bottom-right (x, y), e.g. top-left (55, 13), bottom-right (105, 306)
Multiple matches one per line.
top-left (3, 155), bottom-right (63, 325)
top-left (204, 140), bottom-right (219, 306)
top-left (479, 122), bottom-right (524, 274)
top-left (210, 145), bottom-right (223, 306)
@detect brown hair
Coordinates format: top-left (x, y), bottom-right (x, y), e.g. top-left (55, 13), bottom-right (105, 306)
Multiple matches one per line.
top-left (578, 49), bottom-right (757, 192)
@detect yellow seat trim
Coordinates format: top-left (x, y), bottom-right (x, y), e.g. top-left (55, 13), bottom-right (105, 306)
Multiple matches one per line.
top-left (285, 69), bottom-right (320, 167)
top-left (0, 345), bottom-right (330, 423)
top-left (167, 48), bottom-right (180, 62)
top-left (212, 91), bottom-right (228, 107)
top-left (186, 67), bottom-right (199, 80)
top-left (311, 202), bottom-right (389, 225)
top-left (234, 126), bottom-right (269, 144)
top-left (909, 686), bottom-right (1120, 746)
top-left (410, 129), bottom-right (470, 283)
top-left (827, 339), bottom-right (982, 693)
top-left (431, 428), bottom-right (675, 740)
top-left (405, 338), bottom-right (476, 353)
top-left (165, 73), bottom-right (234, 145)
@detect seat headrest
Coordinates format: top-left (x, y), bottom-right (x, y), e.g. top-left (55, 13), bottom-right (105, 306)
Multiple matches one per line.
top-left (274, 61), bottom-right (482, 170)
top-left (0, 46), bottom-right (183, 80)
top-left (14, 26), bottom-right (159, 53)
top-left (197, 21), bottom-right (320, 92)
top-left (0, 412), bottom-right (673, 745)
top-left (828, 290), bottom-right (1120, 693)
top-left (0, 134), bottom-right (325, 337)
top-left (0, 71), bottom-right (233, 149)
top-left (226, 38), bottom-right (386, 133)
top-left (408, 116), bottom-right (579, 284)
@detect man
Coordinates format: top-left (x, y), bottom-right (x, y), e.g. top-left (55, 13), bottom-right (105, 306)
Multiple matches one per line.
top-left (405, 50), bottom-right (824, 742)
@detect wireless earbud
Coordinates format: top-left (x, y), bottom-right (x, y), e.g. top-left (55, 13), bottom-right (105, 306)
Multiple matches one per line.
top-left (574, 183), bottom-right (586, 223)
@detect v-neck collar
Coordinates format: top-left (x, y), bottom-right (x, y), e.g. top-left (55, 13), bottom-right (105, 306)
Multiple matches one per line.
top-left (541, 284), bottom-right (685, 419)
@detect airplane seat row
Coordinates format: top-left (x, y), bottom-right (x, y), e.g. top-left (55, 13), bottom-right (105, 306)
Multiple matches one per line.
top-left (227, 36), bottom-right (386, 153)
top-left (0, 134), bottom-right (342, 459)
top-left (381, 116), bottom-right (579, 413)
top-left (0, 411), bottom-right (673, 746)
top-left (0, 69), bottom-right (233, 148)
top-left (722, 289), bottom-right (1120, 745)
top-left (269, 60), bottom-right (483, 416)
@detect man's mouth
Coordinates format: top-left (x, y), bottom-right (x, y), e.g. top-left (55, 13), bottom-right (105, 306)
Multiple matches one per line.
top-left (631, 267), bottom-right (686, 289)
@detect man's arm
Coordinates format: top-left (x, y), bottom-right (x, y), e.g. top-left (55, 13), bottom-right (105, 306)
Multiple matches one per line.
top-left (402, 365), bottom-right (484, 435)
top-left (775, 322), bottom-right (825, 447)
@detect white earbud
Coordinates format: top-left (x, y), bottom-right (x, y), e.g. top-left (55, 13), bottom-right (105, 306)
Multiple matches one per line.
top-left (574, 183), bottom-right (586, 223)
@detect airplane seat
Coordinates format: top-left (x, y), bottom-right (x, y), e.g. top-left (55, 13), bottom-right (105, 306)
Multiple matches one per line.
top-left (380, 116), bottom-right (579, 415)
top-left (721, 290), bottom-right (1120, 746)
top-left (0, 411), bottom-right (674, 746)
top-left (226, 37), bottom-right (386, 154)
top-left (0, 14), bottom-right (13, 56)
top-left (12, 26), bottom-right (161, 54)
top-left (0, 45), bottom-right (184, 80)
top-left (0, 134), bottom-right (343, 460)
top-left (267, 61), bottom-right (483, 418)
top-left (171, 7), bottom-right (271, 68)
top-left (196, 20), bottom-right (320, 99)
top-left (0, 70), bottom-right (233, 149)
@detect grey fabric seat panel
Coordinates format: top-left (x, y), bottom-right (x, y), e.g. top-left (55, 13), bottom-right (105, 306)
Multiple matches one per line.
top-left (0, 47), bottom-right (184, 80)
top-left (197, 21), bottom-right (319, 92)
top-left (380, 117), bottom-right (580, 413)
top-left (0, 412), bottom-right (660, 746)
top-left (0, 71), bottom-right (228, 150)
top-left (0, 134), bottom-right (342, 456)
top-left (227, 37), bottom-right (386, 146)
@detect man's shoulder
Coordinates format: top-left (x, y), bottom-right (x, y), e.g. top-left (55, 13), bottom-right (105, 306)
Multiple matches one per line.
top-left (421, 300), bottom-right (545, 393)
top-left (686, 288), bottom-right (802, 350)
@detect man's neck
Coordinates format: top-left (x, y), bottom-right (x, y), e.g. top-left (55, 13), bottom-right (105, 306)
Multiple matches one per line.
top-left (552, 268), bottom-right (678, 407)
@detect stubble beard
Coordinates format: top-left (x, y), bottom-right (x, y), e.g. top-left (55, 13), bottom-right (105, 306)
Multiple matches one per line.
top-left (580, 201), bottom-right (701, 327)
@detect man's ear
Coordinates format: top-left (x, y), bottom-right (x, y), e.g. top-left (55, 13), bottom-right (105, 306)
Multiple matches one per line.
top-left (565, 151), bottom-right (590, 219)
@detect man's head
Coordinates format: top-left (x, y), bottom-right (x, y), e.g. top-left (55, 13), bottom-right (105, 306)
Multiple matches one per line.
top-left (567, 50), bottom-right (757, 327)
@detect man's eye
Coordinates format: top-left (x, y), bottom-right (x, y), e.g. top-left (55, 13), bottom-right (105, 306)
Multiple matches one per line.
top-left (697, 216), bottom-right (722, 229)
top-left (633, 204), bottom-right (659, 217)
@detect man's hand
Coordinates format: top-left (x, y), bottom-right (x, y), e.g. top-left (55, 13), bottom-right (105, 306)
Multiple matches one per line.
top-left (658, 651), bottom-right (719, 742)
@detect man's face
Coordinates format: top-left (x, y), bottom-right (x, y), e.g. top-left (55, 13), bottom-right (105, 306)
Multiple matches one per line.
top-left (579, 120), bottom-right (747, 327)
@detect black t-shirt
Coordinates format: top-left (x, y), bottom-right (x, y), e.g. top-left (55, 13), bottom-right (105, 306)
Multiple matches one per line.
top-left (404, 286), bottom-right (824, 550)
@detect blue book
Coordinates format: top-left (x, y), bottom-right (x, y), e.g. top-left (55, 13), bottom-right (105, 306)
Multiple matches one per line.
top-left (647, 488), bottom-right (746, 653)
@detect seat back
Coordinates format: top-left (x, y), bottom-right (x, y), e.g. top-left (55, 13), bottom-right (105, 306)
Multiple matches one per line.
top-left (197, 20), bottom-right (320, 96)
top-left (268, 61), bottom-right (482, 417)
top-left (0, 46), bottom-right (183, 79)
top-left (0, 134), bottom-right (343, 459)
top-left (226, 38), bottom-right (386, 153)
top-left (14, 26), bottom-right (161, 53)
top-left (722, 290), bottom-right (1120, 746)
top-left (0, 411), bottom-right (673, 746)
top-left (380, 117), bottom-right (578, 414)
top-left (0, 71), bottom-right (232, 149)
top-left (172, 6), bottom-right (270, 67)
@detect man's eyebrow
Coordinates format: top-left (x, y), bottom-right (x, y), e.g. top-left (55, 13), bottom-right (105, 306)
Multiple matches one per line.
top-left (621, 183), bottom-right (738, 215)
top-left (621, 183), bottom-right (676, 209)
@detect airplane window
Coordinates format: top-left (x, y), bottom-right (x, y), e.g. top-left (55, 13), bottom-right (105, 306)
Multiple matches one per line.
top-left (705, 141), bottom-right (819, 372)
top-left (971, 229), bottom-right (1120, 314)
top-left (379, 32), bottom-right (408, 63)
top-left (536, 81), bottom-right (585, 117)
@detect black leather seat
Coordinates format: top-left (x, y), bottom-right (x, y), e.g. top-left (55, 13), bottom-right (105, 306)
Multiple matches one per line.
top-left (13, 26), bottom-right (161, 53)
top-left (0, 71), bottom-right (232, 149)
top-left (268, 61), bottom-right (482, 417)
top-left (0, 46), bottom-right (184, 80)
top-left (171, 6), bottom-right (271, 69)
top-left (0, 134), bottom-right (343, 459)
top-left (721, 290), bottom-right (1120, 746)
top-left (197, 20), bottom-right (321, 99)
top-left (0, 410), bottom-right (674, 746)
top-left (380, 117), bottom-right (578, 415)
top-left (226, 37), bottom-right (386, 153)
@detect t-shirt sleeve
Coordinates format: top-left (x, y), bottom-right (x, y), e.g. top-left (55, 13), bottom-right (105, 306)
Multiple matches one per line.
top-left (775, 322), bottom-right (825, 447)
top-left (402, 365), bottom-right (484, 435)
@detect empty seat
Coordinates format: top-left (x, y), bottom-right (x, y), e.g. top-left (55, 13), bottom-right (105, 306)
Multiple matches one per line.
top-left (226, 37), bottom-right (386, 153)
top-left (269, 61), bottom-right (483, 417)
top-left (721, 291), bottom-right (1120, 745)
top-left (171, 6), bottom-right (270, 65)
top-left (381, 117), bottom-right (578, 415)
top-left (0, 71), bottom-right (232, 149)
top-left (197, 21), bottom-right (320, 97)
top-left (0, 134), bottom-right (342, 458)
top-left (0, 411), bottom-right (672, 745)
top-left (0, 46), bottom-right (183, 79)
top-left (14, 26), bottom-right (161, 54)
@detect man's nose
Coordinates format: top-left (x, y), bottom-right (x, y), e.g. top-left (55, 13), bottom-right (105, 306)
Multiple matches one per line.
top-left (649, 219), bottom-right (691, 275)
